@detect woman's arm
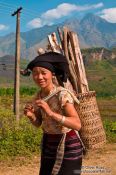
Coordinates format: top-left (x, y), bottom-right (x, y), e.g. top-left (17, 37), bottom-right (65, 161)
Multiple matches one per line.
top-left (35, 99), bottom-right (81, 131)
top-left (49, 103), bottom-right (81, 131)
top-left (29, 110), bottom-right (42, 127)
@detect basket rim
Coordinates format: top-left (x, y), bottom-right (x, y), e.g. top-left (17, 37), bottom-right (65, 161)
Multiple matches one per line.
top-left (77, 91), bottom-right (96, 98)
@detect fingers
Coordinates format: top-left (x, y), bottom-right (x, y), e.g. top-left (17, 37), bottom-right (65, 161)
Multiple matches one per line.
top-left (35, 100), bottom-right (46, 106)
top-left (35, 100), bottom-right (49, 111)
top-left (24, 103), bottom-right (35, 117)
top-left (35, 99), bottom-right (43, 103)
top-left (25, 104), bottom-right (34, 111)
top-left (25, 103), bottom-right (33, 109)
top-left (35, 100), bottom-right (43, 106)
top-left (24, 108), bottom-right (31, 115)
top-left (24, 108), bottom-right (34, 119)
top-left (35, 100), bottom-right (52, 116)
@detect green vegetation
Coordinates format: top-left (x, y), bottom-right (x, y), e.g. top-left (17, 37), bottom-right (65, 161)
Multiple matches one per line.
top-left (0, 109), bottom-right (42, 160)
top-left (1, 59), bottom-right (116, 98)
top-left (103, 120), bottom-right (116, 143)
top-left (98, 99), bottom-right (116, 121)
top-left (0, 58), bottom-right (116, 160)
top-left (0, 87), bottom-right (38, 96)
top-left (86, 60), bottom-right (116, 98)
top-left (0, 58), bottom-right (115, 97)
top-left (0, 95), bottom-right (115, 160)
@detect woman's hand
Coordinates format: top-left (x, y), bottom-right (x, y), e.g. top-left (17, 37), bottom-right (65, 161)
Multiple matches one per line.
top-left (24, 103), bottom-right (36, 121)
top-left (35, 100), bottom-right (53, 116)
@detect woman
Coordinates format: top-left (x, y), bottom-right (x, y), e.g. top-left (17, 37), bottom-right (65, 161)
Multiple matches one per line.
top-left (23, 52), bottom-right (84, 175)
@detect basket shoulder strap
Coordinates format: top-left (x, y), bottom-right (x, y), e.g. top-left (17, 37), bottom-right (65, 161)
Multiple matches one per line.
top-left (42, 87), bottom-right (62, 102)
top-left (57, 87), bottom-right (80, 104)
top-left (42, 87), bottom-right (80, 104)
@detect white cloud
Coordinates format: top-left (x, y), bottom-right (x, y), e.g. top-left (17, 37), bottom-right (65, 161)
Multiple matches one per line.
top-left (79, 2), bottom-right (103, 11)
top-left (28, 2), bottom-right (104, 28)
top-left (0, 24), bottom-right (8, 31)
top-left (41, 3), bottom-right (78, 20)
top-left (28, 18), bottom-right (43, 28)
top-left (99, 8), bottom-right (116, 23)
top-left (90, 2), bottom-right (103, 9)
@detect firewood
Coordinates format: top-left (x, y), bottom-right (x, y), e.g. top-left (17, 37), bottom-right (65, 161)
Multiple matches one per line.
top-left (69, 31), bottom-right (89, 93)
top-left (63, 26), bottom-right (78, 92)
top-left (48, 32), bottom-right (62, 53)
top-left (57, 27), bottom-right (64, 50)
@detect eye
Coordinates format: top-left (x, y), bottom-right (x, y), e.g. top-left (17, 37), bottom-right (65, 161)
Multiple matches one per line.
top-left (42, 72), bottom-right (47, 75)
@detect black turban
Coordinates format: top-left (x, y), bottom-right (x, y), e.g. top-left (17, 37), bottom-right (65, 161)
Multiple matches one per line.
top-left (23, 52), bottom-right (70, 84)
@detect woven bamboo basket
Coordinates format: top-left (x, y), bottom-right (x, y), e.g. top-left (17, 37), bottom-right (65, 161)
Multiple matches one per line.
top-left (76, 91), bottom-right (106, 150)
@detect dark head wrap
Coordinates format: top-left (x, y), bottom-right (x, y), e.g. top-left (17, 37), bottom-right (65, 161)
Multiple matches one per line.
top-left (22, 52), bottom-right (70, 85)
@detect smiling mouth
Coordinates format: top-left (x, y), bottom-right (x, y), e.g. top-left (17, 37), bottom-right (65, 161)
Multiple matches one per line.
top-left (39, 81), bottom-right (45, 84)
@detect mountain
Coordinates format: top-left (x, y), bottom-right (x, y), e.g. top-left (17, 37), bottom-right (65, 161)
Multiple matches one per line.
top-left (0, 55), bottom-right (15, 81)
top-left (79, 13), bottom-right (116, 48)
top-left (81, 47), bottom-right (116, 66)
top-left (0, 13), bottom-right (116, 60)
top-left (0, 48), bottom-right (116, 77)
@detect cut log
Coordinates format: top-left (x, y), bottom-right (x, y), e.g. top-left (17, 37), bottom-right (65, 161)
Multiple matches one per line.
top-left (47, 31), bottom-right (75, 91)
top-left (69, 31), bottom-right (89, 93)
top-left (63, 26), bottom-right (78, 92)
top-left (48, 32), bottom-right (62, 53)
top-left (57, 27), bottom-right (63, 48)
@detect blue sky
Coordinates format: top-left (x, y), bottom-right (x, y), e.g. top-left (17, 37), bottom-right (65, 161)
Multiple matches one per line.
top-left (0, 0), bottom-right (116, 36)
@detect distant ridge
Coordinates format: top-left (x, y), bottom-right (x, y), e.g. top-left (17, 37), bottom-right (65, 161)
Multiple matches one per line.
top-left (0, 13), bottom-right (116, 60)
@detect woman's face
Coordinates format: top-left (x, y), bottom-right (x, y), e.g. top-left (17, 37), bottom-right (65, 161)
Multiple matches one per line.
top-left (32, 67), bottom-right (53, 88)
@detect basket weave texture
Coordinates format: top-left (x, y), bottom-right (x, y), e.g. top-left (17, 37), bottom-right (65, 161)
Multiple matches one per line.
top-left (76, 91), bottom-right (106, 150)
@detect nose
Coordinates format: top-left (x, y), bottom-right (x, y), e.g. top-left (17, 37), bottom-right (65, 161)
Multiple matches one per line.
top-left (38, 73), bottom-right (43, 80)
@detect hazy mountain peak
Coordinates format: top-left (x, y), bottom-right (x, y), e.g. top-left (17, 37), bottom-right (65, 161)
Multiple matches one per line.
top-left (64, 17), bottom-right (79, 24)
top-left (81, 13), bottom-right (107, 25)
top-left (0, 13), bottom-right (116, 59)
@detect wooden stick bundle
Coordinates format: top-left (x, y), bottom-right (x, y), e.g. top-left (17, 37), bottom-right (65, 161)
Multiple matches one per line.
top-left (48, 30), bottom-right (78, 92)
top-left (47, 26), bottom-right (89, 93)
top-left (69, 31), bottom-right (89, 93)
